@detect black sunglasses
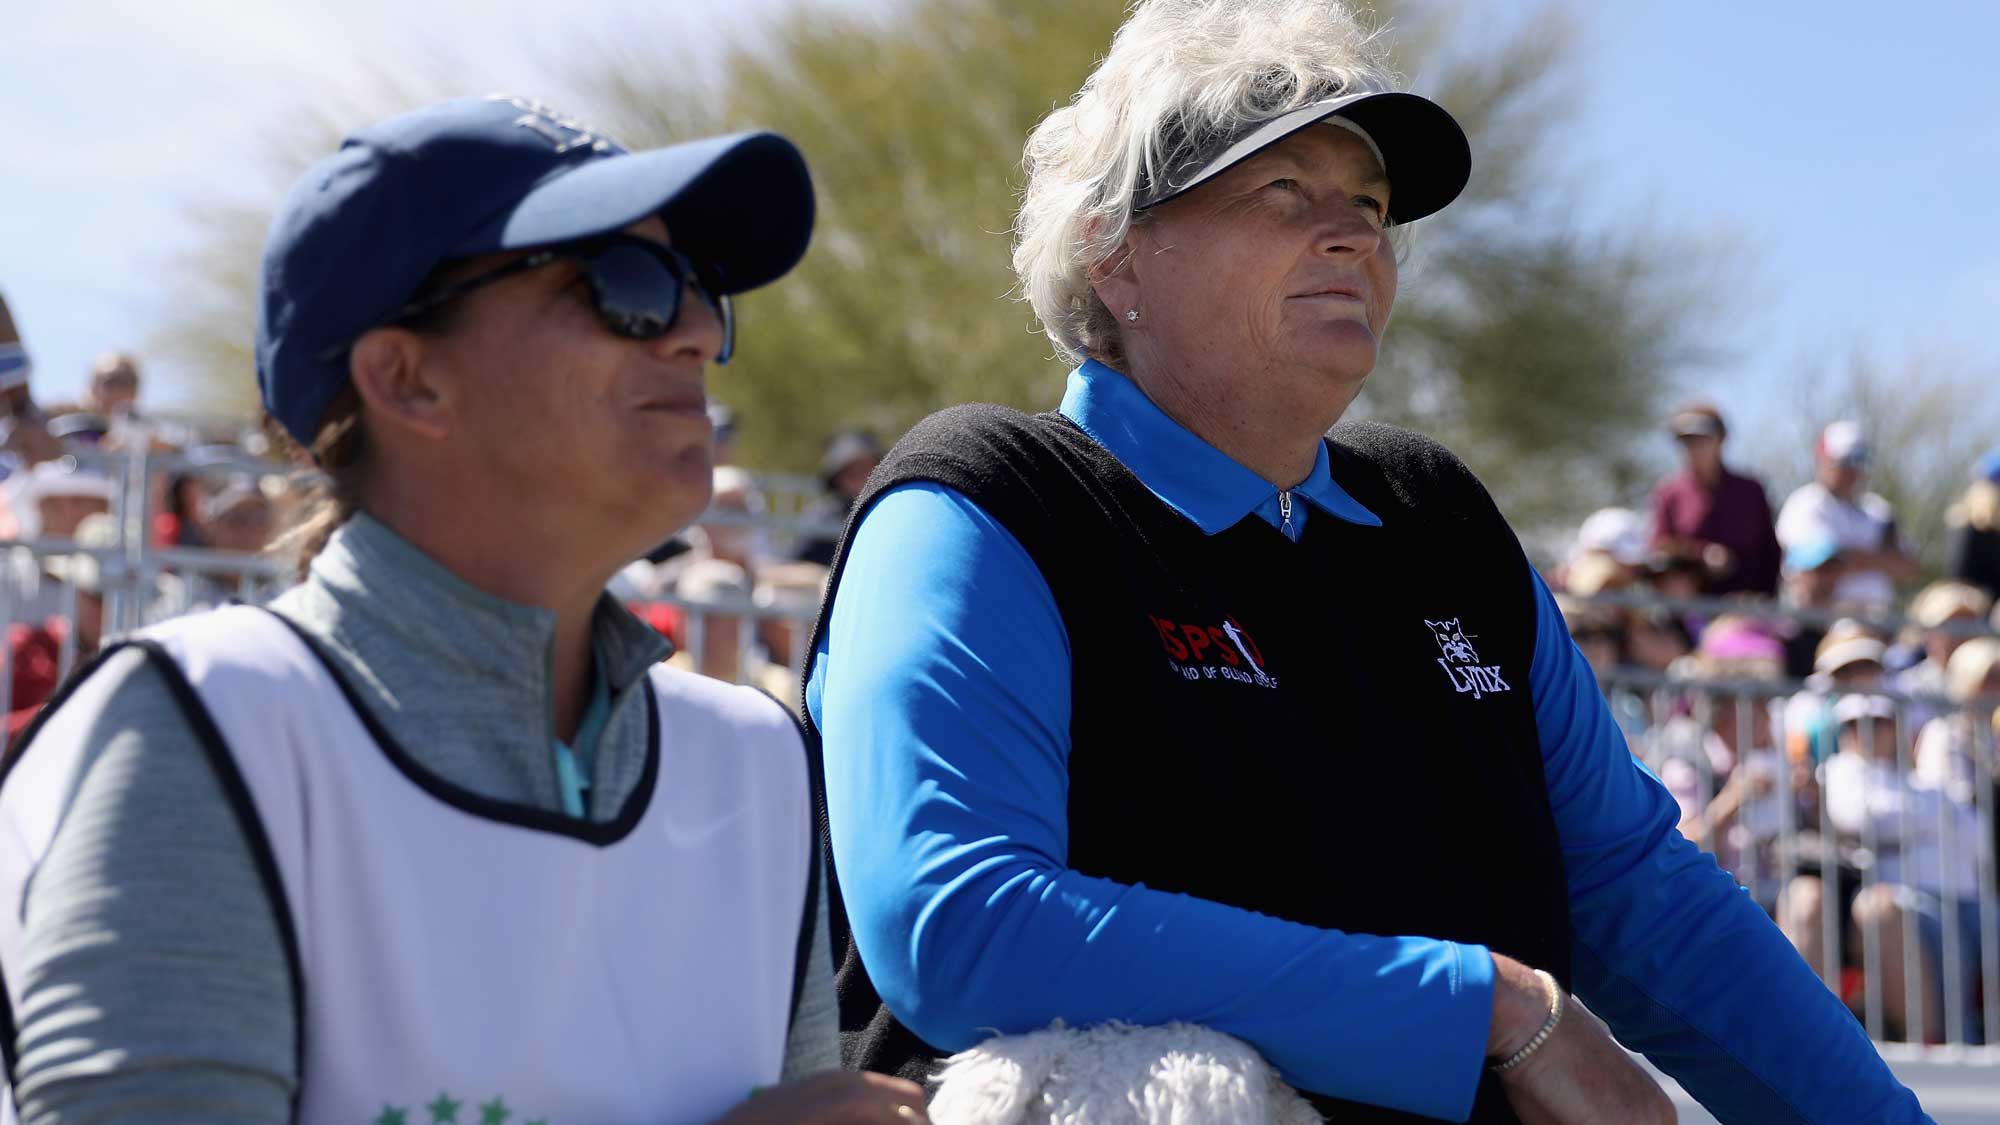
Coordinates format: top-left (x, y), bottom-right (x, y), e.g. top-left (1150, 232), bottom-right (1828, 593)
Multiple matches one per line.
top-left (335, 234), bottom-right (735, 363)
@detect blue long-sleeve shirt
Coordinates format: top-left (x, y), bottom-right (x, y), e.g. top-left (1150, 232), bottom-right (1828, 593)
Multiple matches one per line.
top-left (808, 360), bottom-right (1929, 1123)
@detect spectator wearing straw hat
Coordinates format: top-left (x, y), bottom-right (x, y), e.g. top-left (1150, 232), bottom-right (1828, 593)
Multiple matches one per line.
top-left (1777, 421), bottom-right (1918, 612)
top-left (1568, 507), bottom-right (1647, 579)
top-left (1912, 637), bottom-right (2000, 806)
top-left (1895, 581), bottom-right (1995, 732)
top-left (1783, 620), bottom-right (1891, 765)
top-left (1944, 447), bottom-right (2000, 600)
top-left (1648, 403), bottom-right (1781, 597)
top-left (82, 353), bottom-right (142, 420)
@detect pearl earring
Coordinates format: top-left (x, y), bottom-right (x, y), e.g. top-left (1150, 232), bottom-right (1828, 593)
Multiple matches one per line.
top-left (1125, 309), bottom-right (1140, 322)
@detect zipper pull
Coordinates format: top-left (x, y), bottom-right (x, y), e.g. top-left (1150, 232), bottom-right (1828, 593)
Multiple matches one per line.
top-left (1278, 489), bottom-right (1294, 537)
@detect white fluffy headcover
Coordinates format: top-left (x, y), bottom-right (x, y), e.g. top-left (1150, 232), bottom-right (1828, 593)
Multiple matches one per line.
top-left (928, 1021), bottom-right (1323, 1125)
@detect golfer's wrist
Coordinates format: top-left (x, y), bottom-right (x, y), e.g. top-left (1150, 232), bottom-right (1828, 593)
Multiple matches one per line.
top-left (1486, 954), bottom-right (1551, 1060)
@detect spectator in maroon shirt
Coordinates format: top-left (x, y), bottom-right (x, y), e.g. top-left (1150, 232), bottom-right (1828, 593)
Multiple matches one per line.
top-left (1649, 402), bottom-right (1782, 597)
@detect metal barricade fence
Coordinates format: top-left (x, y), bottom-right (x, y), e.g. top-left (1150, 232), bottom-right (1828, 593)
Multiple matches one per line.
top-left (1585, 604), bottom-right (2000, 1053)
top-left (0, 436), bottom-right (841, 710)
top-left (644, 585), bottom-right (822, 703)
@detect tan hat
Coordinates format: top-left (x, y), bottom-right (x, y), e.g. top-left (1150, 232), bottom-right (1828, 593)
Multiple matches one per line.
top-left (1815, 627), bottom-right (1886, 676)
top-left (1563, 551), bottom-right (1632, 598)
top-left (1911, 580), bottom-right (1993, 630)
top-left (1946, 637), bottom-right (2000, 703)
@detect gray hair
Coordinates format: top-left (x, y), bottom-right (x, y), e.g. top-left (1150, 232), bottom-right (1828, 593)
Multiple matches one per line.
top-left (1012, 0), bottom-right (1400, 368)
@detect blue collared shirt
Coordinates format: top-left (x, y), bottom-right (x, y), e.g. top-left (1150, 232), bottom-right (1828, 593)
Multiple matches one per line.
top-left (808, 361), bottom-right (1928, 1123)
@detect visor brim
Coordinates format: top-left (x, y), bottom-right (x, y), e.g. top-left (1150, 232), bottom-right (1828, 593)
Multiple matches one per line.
top-left (1137, 90), bottom-right (1470, 225)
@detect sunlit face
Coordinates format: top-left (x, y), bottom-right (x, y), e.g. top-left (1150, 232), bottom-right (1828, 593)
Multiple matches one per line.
top-left (1118, 122), bottom-right (1397, 398)
top-left (422, 216), bottom-right (726, 555)
top-left (1676, 433), bottom-right (1722, 474)
top-left (1928, 609), bottom-right (1979, 664)
top-left (1830, 661), bottom-right (1884, 689)
top-left (1819, 458), bottom-right (1865, 496)
top-left (90, 369), bottom-right (139, 416)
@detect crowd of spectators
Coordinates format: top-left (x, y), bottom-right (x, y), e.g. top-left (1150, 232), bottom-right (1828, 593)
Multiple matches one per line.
top-left (1552, 400), bottom-right (2000, 1044)
top-left (0, 296), bottom-right (302, 741)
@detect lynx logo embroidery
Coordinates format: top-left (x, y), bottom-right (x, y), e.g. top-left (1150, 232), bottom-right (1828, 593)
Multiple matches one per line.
top-left (1425, 618), bottom-right (1512, 700)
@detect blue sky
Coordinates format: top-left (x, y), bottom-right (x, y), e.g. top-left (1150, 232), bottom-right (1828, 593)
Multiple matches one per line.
top-left (1557, 1), bottom-right (1999, 447)
top-left (3, 0), bottom-right (1994, 454)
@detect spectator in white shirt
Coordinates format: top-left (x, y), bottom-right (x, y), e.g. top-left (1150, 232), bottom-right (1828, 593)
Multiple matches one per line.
top-left (1823, 694), bottom-right (1986, 1043)
top-left (1776, 421), bottom-right (1918, 612)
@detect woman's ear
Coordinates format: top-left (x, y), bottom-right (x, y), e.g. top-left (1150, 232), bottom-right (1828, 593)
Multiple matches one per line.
top-left (348, 327), bottom-right (454, 443)
top-left (1085, 219), bottom-right (1144, 322)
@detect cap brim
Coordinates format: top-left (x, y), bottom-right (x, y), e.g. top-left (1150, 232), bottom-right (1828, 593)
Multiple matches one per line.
top-left (1137, 90), bottom-right (1470, 224)
top-left (468, 131), bottom-right (816, 296)
top-left (1816, 639), bottom-right (1886, 674)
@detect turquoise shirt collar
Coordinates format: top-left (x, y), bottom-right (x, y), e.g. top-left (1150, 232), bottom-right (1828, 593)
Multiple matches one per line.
top-left (552, 657), bottom-right (612, 819)
top-left (1058, 359), bottom-right (1382, 537)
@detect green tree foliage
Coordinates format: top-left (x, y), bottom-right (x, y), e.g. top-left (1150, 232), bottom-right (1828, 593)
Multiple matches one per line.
top-left (580, 0), bottom-right (1128, 467)
top-left (158, 0), bottom-right (1724, 533)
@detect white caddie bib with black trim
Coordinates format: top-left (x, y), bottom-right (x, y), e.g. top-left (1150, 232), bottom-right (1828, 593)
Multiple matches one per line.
top-left (0, 605), bottom-right (814, 1125)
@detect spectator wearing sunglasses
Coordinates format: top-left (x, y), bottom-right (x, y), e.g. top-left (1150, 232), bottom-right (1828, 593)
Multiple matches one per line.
top-left (0, 97), bottom-right (923, 1125)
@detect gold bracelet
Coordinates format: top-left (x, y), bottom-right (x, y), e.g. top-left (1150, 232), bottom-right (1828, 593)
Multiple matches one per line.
top-left (1491, 969), bottom-right (1565, 1075)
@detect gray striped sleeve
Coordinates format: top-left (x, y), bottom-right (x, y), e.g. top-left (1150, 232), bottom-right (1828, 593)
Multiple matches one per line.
top-left (11, 646), bottom-right (296, 1124)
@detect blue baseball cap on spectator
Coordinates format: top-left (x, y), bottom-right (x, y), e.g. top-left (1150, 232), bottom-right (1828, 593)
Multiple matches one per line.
top-left (1785, 537), bottom-right (1841, 574)
top-left (257, 95), bottom-right (815, 448)
top-left (1975, 446), bottom-right (2000, 484)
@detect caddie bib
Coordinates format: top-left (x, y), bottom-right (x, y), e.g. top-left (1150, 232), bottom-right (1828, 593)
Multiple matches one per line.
top-left (0, 606), bottom-right (816, 1125)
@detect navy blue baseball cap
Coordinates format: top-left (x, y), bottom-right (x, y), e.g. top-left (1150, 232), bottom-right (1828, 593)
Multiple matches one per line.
top-left (257, 95), bottom-right (815, 447)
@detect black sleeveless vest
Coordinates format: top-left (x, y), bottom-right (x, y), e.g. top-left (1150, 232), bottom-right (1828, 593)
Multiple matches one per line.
top-left (803, 405), bottom-right (1570, 1123)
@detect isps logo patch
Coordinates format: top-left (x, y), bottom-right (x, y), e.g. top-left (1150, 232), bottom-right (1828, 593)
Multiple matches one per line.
top-left (1425, 618), bottom-right (1512, 700)
top-left (1149, 614), bottom-right (1278, 689)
